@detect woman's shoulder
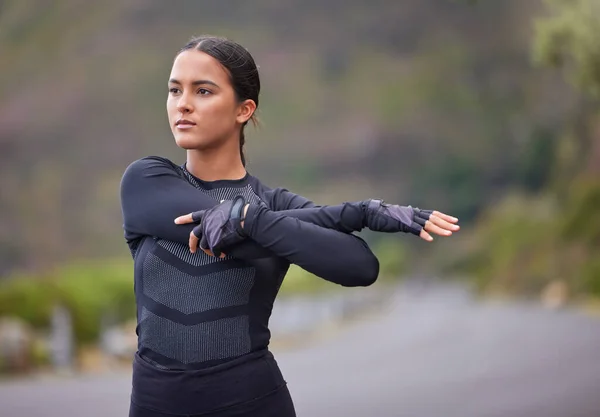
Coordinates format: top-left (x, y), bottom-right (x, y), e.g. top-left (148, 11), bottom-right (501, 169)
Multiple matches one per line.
top-left (125, 155), bottom-right (181, 170)
top-left (121, 155), bottom-right (185, 183)
top-left (123, 155), bottom-right (184, 175)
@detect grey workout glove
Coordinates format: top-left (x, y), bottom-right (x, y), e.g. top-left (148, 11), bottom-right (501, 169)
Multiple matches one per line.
top-left (362, 199), bottom-right (432, 236)
top-left (189, 196), bottom-right (248, 257)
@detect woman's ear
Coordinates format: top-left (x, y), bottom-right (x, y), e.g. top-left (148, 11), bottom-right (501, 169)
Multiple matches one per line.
top-left (236, 99), bottom-right (257, 125)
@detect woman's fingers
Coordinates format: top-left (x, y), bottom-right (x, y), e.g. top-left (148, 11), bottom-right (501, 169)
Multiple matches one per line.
top-left (423, 213), bottom-right (462, 237)
top-left (175, 213), bottom-right (194, 224)
top-left (420, 229), bottom-right (434, 242)
top-left (175, 210), bottom-right (205, 225)
top-left (431, 211), bottom-right (459, 224)
top-left (189, 231), bottom-right (199, 253)
top-left (428, 214), bottom-right (460, 232)
top-left (416, 209), bottom-right (460, 241)
top-left (189, 232), bottom-right (226, 258)
top-left (200, 248), bottom-right (226, 258)
top-left (424, 220), bottom-right (452, 236)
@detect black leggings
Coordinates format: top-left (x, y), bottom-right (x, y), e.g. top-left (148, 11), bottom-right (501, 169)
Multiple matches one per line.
top-left (129, 384), bottom-right (296, 417)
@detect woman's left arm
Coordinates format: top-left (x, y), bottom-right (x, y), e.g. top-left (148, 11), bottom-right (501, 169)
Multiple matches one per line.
top-left (175, 188), bottom-right (459, 286)
top-left (242, 203), bottom-right (380, 287)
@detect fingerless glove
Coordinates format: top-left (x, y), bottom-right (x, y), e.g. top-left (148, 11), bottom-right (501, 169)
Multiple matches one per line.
top-left (362, 199), bottom-right (432, 236)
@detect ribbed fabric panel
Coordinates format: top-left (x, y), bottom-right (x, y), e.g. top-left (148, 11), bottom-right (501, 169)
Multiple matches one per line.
top-left (142, 252), bottom-right (255, 314)
top-left (156, 239), bottom-right (228, 266)
top-left (139, 308), bottom-right (251, 363)
top-left (202, 184), bottom-right (262, 206)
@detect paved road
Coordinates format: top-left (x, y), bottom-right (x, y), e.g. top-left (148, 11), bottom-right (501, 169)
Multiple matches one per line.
top-left (1, 283), bottom-right (600, 417)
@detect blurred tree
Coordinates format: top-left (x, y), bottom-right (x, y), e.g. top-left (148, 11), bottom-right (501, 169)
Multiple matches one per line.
top-left (534, 0), bottom-right (600, 96)
top-left (533, 0), bottom-right (600, 181)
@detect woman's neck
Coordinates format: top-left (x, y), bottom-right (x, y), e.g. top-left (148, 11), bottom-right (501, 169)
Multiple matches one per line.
top-left (185, 145), bottom-right (246, 182)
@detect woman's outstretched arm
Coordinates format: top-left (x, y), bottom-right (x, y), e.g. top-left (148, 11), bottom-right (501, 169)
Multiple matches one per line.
top-left (178, 188), bottom-right (459, 286)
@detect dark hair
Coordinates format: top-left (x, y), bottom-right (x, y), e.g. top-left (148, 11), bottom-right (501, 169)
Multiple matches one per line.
top-left (177, 36), bottom-right (260, 166)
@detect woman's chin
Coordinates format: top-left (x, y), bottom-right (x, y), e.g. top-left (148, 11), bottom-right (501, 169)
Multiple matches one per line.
top-left (174, 135), bottom-right (206, 150)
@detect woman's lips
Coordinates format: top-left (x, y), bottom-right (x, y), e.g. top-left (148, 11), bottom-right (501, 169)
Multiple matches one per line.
top-left (176, 119), bottom-right (196, 130)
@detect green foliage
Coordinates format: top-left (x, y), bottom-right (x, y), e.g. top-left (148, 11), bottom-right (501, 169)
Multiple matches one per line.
top-left (456, 179), bottom-right (600, 298)
top-left (30, 337), bottom-right (51, 368)
top-left (580, 257), bottom-right (600, 296)
top-left (559, 178), bottom-right (600, 244)
top-left (0, 277), bottom-right (56, 328)
top-left (371, 237), bottom-right (408, 279)
top-left (0, 259), bottom-right (135, 345)
top-left (463, 194), bottom-right (558, 295)
top-left (279, 265), bottom-right (339, 296)
top-left (51, 260), bottom-right (136, 344)
top-left (514, 127), bottom-right (557, 192)
top-left (534, 0), bottom-right (600, 96)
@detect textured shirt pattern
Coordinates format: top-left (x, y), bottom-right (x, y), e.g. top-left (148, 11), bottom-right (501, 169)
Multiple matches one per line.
top-left (135, 169), bottom-right (270, 368)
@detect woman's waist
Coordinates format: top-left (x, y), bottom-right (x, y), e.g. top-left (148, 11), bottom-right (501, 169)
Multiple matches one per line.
top-left (131, 348), bottom-right (286, 415)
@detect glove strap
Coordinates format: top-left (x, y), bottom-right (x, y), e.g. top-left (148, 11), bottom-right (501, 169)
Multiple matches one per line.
top-left (230, 195), bottom-right (248, 236)
top-left (230, 195), bottom-right (246, 220)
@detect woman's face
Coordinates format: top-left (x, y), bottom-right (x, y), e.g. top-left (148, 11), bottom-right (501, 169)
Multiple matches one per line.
top-left (167, 50), bottom-right (242, 151)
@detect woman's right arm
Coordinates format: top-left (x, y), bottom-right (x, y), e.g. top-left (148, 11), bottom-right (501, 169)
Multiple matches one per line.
top-left (119, 156), bottom-right (271, 258)
top-left (120, 158), bottom-right (367, 248)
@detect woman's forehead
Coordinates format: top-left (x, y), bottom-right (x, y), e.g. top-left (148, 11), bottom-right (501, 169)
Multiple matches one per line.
top-left (169, 50), bottom-right (230, 84)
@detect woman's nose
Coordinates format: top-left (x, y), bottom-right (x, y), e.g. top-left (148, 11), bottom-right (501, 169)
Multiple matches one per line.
top-left (177, 95), bottom-right (193, 113)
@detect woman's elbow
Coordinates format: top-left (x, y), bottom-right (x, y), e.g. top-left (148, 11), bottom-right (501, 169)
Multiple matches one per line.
top-left (341, 251), bottom-right (380, 288)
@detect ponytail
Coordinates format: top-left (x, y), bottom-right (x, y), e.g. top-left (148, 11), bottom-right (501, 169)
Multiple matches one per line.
top-left (239, 129), bottom-right (246, 167)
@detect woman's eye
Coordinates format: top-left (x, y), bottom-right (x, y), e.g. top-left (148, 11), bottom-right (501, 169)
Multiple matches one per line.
top-left (198, 88), bottom-right (211, 95)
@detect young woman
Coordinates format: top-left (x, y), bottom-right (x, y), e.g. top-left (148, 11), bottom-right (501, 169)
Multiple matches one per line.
top-left (120, 35), bottom-right (459, 417)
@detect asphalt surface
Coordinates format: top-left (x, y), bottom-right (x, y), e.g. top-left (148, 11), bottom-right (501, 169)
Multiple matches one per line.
top-left (1, 283), bottom-right (600, 417)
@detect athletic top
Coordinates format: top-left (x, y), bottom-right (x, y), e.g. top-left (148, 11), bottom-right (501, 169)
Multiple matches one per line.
top-left (119, 156), bottom-right (379, 413)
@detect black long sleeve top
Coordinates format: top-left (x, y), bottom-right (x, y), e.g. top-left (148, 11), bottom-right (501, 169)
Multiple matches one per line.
top-left (120, 156), bottom-right (380, 412)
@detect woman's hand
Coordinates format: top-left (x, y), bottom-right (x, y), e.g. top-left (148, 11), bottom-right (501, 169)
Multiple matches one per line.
top-left (415, 209), bottom-right (459, 241)
top-left (173, 196), bottom-right (249, 256)
top-left (363, 199), bottom-right (459, 242)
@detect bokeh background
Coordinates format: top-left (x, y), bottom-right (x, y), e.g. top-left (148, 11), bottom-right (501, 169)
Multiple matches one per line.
top-left (1, 1), bottom-right (599, 416)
